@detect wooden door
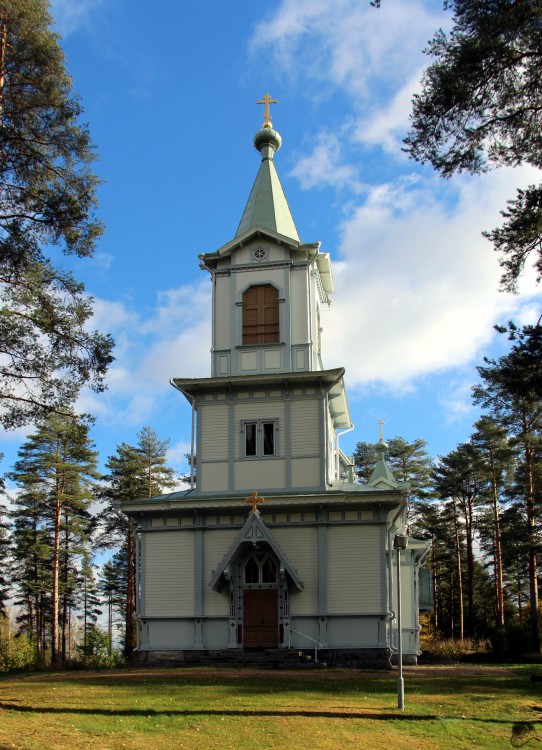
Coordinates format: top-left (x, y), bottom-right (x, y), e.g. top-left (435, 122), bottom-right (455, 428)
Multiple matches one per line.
top-left (243, 590), bottom-right (279, 648)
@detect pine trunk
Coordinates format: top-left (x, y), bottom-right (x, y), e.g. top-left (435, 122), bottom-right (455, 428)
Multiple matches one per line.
top-left (523, 423), bottom-right (540, 652)
top-left (452, 499), bottom-right (464, 640)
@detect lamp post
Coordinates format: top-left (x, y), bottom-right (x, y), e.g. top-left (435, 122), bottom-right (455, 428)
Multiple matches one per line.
top-left (393, 531), bottom-right (408, 710)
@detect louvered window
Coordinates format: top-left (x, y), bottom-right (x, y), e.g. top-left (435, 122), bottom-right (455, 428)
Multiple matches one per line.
top-left (242, 285), bottom-right (279, 345)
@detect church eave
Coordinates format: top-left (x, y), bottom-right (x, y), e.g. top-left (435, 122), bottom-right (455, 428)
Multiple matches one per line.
top-left (171, 367), bottom-right (346, 400)
top-left (199, 228), bottom-right (321, 269)
top-left (120, 487), bottom-right (407, 517)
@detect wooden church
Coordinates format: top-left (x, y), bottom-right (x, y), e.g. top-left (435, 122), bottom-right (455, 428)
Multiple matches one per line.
top-left (122, 97), bottom-right (430, 667)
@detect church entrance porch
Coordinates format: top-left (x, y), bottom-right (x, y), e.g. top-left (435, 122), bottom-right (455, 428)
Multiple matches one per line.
top-left (238, 548), bottom-right (283, 650)
top-left (243, 589), bottom-right (279, 648)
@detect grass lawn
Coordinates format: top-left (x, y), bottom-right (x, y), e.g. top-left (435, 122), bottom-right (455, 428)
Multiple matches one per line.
top-left (0, 664), bottom-right (541, 749)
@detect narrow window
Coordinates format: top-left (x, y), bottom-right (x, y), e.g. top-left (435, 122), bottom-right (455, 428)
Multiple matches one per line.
top-left (262, 421), bottom-right (275, 455)
top-left (244, 557), bottom-right (259, 584)
top-left (262, 557), bottom-right (277, 583)
top-left (242, 285), bottom-right (279, 344)
top-left (245, 422), bottom-right (257, 456)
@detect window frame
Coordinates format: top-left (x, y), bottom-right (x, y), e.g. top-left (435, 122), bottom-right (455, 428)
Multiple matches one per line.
top-left (241, 418), bottom-right (279, 459)
top-left (242, 284), bottom-right (280, 345)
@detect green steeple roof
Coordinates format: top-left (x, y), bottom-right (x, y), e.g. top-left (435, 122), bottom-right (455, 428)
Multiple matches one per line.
top-left (236, 125), bottom-right (300, 242)
top-left (368, 440), bottom-right (400, 489)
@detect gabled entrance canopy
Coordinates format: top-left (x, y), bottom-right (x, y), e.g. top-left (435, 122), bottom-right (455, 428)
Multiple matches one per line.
top-left (209, 510), bottom-right (304, 592)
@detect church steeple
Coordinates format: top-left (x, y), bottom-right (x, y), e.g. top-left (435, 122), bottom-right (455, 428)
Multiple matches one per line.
top-left (236, 94), bottom-right (300, 241)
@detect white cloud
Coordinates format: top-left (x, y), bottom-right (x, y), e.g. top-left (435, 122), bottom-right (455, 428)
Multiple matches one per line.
top-left (50, 0), bottom-right (107, 36)
top-left (290, 131), bottom-right (364, 192)
top-left (252, 0), bottom-right (445, 103)
top-left (354, 69), bottom-right (425, 155)
top-left (77, 281), bottom-right (211, 429)
top-left (321, 165), bottom-right (542, 390)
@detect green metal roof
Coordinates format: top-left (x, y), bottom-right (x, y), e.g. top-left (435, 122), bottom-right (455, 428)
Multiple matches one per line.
top-left (235, 129), bottom-right (300, 242)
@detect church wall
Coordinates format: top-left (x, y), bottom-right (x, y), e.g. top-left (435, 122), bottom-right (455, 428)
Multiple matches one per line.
top-left (326, 617), bottom-right (381, 648)
top-left (213, 275), bottom-right (231, 354)
top-left (326, 406), bottom-right (335, 483)
top-left (145, 620), bottom-right (195, 650)
top-left (203, 529), bottom-right (238, 616)
top-left (142, 531), bottom-right (195, 617)
top-left (289, 268), bottom-right (309, 347)
top-left (272, 526), bottom-right (319, 614)
top-left (199, 403), bottom-right (229, 460)
top-left (327, 525), bottom-right (384, 613)
top-left (232, 240), bottom-right (290, 266)
top-left (391, 556), bottom-right (416, 630)
top-left (290, 458), bottom-right (321, 488)
top-left (290, 399), bottom-right (320, 456)
top-left (233, 459), bottom-right (286, 490)
top-left (199, 462), bottom-right (229, 492)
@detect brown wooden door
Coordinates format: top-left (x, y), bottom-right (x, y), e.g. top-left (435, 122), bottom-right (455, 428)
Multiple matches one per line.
top-left (243, 590), bottom-right (278, 648)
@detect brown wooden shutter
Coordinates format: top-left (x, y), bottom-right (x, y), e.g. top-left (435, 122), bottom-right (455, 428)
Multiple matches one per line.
top-left (242, 285), bottom-right (279, 344)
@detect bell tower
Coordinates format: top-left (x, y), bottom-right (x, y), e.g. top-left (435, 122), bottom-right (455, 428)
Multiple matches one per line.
top-left (198, 97), bottom-right (334, 378)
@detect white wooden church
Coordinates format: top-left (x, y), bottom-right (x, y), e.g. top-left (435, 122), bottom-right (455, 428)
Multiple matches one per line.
top-left (122, 97), bottom-right (431, 667)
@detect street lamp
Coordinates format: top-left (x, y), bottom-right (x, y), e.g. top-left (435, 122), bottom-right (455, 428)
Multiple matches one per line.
top-left (393, 531), bottom-right (409, 710)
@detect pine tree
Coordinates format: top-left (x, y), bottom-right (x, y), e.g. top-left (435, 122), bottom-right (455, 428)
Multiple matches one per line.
top-left (432, 443), bottom-right (485, 638)
top-left (9, 474), bottom-right (52, 653)
top-left (0, 0), bottom-right (114, 430)
top-left (97, 427), bottom-right (176, 658)
top-left (473, 322), bottom-right (542, 650)
top-left (353, 436), bottom-right (434, 521)
top-left (97, 559), bottom-right (123, 652)
top-left (0, 501), bottom-right (10, 616)
top-left (404, 0), bottom-right (542, 291)
top-left (471, 416), bottom-right (515, 629)
top-left (77, 552), bottom-right (102, 658)
top-left (8, 413), bottom-right (99, 665)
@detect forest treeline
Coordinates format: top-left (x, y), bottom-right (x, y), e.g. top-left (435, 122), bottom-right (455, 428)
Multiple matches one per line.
top-left (0, 319), bottom-right (541, 669)
top-left (1, 0), bottom-right (542, 668)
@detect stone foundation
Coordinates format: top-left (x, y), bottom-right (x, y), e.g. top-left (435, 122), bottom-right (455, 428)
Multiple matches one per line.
top-left (137, 647), bottom-right (392, 669)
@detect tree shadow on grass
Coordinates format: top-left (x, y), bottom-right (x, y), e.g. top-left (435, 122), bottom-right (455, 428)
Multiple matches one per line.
top-left (0, 701), bottom-right (540, 727)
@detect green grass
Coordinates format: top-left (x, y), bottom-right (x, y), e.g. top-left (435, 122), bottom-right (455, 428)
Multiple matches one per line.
top-left (0, 665), bottom-right (541, 749)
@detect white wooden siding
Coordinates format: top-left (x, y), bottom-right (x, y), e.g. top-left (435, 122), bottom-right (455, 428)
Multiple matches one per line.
top-left (203, 529), bottom-right (237, 615)
top-left (233, 459), bottom-right (286, 490)
top-left (327, 526), bottom-right (383, 613)
top-left (200, 403), bottom-right (229, 461)
top-left (272, 527), bottom-right (318, 614)
top-left (290, 270), bottom-right (309, 344)
top-left (291, 457), bottom-right (321, 488)
top-left (199, 462), bottom-right (229, 492)
top-left (392, 559), bottom-right (416, 629)
top-left (143, 532), bottom-right (195, 616)
top-left (214, 276), bottom-right (230, 351)
top-left (290, 400), bottom-right (320, 457)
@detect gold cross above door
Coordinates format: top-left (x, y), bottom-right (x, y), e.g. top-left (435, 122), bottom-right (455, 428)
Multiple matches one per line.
top-left (245, 490), bottom-right (265, 513)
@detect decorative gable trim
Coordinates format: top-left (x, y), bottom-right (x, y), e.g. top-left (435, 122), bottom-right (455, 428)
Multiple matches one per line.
top-left (209, 511), bottom-right (304, 592)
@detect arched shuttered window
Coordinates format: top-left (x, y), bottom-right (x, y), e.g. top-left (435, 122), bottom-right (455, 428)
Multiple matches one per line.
top-left (242, 284), bottom-right (279, 345)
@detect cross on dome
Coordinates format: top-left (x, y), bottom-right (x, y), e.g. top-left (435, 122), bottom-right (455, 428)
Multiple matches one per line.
top-left (257, 92), bottom-right (278, 129)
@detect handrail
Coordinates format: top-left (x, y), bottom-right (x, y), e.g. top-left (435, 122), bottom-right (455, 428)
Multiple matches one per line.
top-left (288, 627), bottom-right (323, 664)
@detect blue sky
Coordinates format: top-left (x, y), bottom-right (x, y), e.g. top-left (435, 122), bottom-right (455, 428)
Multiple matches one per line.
top-left (3, 0), bottom-right (542, 489)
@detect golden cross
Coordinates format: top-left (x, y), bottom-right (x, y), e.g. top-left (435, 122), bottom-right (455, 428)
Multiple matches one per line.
top-left (257, 92), bottom-right (278, 128)
top-left (245, 490), bottom-right (265, 513)
top-left (377, 419), bottom-right (385, 442)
